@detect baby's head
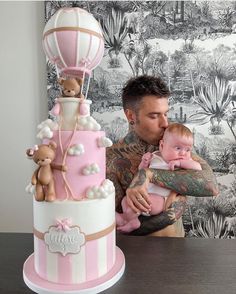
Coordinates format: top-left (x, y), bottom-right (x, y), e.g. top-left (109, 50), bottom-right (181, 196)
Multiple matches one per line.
top-left (159, 123), bottom-right (194, 162)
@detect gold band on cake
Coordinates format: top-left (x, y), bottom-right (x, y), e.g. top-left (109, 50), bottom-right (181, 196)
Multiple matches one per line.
top-left (33, 222), bottom-right (115, 242)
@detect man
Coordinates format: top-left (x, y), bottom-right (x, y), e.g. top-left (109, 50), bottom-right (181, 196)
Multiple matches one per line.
top-left (106, 75), bottom-right (218, 237)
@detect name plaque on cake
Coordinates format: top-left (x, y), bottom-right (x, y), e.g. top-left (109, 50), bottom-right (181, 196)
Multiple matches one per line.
top-left (44, 219), bottom-right (85, 256)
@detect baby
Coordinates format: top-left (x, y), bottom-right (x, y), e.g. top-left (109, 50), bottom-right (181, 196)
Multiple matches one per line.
top-left (116, 123), bottom-right (202, 233)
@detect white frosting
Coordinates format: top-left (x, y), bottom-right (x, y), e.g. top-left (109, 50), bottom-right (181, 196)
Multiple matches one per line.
top-left (97, 136), bottom-right (113, 148)
top-left (38, 119), bottom-right (59, 131)
top-left (33, 193), bottom-right (115, 235)
top-left (82, 163), bottom-right (100, 175)
top-left (77, 116), bottom-right (101, 131)
top-left (68, 144), bottom-right (85, 156)
top-left (37, 126), bottom-right (53, 139)
top-left (86, 179), bottom-right (115, 199)
top-left (33, 193), bottom-right (116, 284)
top-left (37, 119), bottom-right (58, 139)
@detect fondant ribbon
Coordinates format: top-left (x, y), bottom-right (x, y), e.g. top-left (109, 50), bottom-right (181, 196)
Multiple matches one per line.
top-left (34, 222), bottom-right (115, 242)
top-left (43, 27), bottom-right (103, 40)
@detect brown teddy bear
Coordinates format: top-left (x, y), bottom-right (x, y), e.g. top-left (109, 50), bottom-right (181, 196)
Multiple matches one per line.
top-left (51, 77), bottom-right (85, 117)
top-left (58, 77), bottom-right (84, 98)
top-left (26, 141), bottom-right (67, 202)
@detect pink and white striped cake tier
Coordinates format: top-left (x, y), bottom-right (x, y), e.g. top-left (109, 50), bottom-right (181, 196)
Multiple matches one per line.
top-left (33, 195), bottom-right (115, 285)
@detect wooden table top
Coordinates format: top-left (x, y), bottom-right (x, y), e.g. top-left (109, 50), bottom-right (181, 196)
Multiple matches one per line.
top-left (0, 233), bottom-right (236, 294)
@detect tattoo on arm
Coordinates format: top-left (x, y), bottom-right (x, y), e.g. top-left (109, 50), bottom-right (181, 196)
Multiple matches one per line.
top-left (150, 155), bottom-right (218, 197)
top-left (129, 169), bottom-right (147, 188)
top-left (129, 197), bottom-right (186, 236)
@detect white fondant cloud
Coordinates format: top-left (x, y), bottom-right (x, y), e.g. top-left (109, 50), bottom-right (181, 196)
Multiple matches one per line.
top-left (77, 116), bottom-right (101, 131)
top-left (25, 183), bottom-right (35, 195)
top-left (37, 126), bottom-right (53, 139)
top-left (37, 119), bottom-right (58, 139)
top-left (82, 163), bottom-right (100, 175)
top-left (38, 119), bottom-right (58, 131)
top-left (68, 144), bottom-right (85, 156)
top-left (97, 136), bottom-right (113, 148)
top-left (86, 179), bottom-right (115, 199)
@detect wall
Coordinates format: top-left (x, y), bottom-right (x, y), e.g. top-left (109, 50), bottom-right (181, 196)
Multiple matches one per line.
top-left (45, 1), bottom-right (236, 238)
top-left (0, 2), bottom-right (47, 232)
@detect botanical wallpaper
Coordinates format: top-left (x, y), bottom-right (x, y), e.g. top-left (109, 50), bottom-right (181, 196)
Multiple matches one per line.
top-left (45, 1), bottom-right (236, 238)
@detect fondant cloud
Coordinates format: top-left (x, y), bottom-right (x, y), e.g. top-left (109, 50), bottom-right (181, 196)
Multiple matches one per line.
top-left (97, 136), bottom-right (113, 148)
top-left (82, 163), bottom-right (100, 175)
top-left (38, 119), bottom-right (58, 131)
top-left (37, 119), bottom-right (58, 139)
top-left (86, 179), bottom-right (115, 199)
top-left (68, 144), bottom-right (85, 156)
top-left (37, 126), bottom-right (53, 140)
top-left (25, 183), bottom-right (35, 195)
top-left (77, 116), bottom-right (101, 131)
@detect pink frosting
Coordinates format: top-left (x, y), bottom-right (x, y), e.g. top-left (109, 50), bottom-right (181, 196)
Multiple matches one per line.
top-left (45, 130), bottom-right (105, 200)
top-left (79, 103), bottom-right (89, 116)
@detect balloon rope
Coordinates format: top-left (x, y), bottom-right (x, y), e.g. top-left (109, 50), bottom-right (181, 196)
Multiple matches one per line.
top-left (58, 107), bottom-right (77, 200)
top-left (80, 62), bottom-right (87, 98)
top-left (85, 75), bottom-right (91, 100)
top-left (61, 122), bottom-right (77, 201)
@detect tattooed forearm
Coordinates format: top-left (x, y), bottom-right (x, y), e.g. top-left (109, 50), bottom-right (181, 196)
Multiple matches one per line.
top-left (150, 167), bottom-right (218, 197)
top-left (129, 197), bottom-right (186, 235)
top-left (129, 169), bottom-right (147, 188)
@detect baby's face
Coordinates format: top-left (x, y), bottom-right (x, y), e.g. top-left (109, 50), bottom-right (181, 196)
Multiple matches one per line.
top-left (159, 133), bottom-right (193, 162)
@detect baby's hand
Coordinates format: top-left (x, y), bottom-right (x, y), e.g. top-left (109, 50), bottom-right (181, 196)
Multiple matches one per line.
top-left (169, 160), bottom-right (181, 170)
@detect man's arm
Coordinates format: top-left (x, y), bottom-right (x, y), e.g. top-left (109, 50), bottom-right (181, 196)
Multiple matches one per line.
top-left (130, 195), bottom-right (186, 236)
top-left (150, 154), bottom-right (218, 196)
top-left (106, 154), bottom-right (185, 236)
top-left (110, 168), bottom-right (187, 236)
top-left (125, 154), bottom-right (218, 215)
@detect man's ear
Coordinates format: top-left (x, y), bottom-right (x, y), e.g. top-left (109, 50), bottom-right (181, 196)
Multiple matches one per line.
top-left (124, 108), bottom-right (136, 123)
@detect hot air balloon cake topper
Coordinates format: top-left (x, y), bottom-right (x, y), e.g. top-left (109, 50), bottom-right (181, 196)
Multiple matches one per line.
top-left (42, 7), bottom-right (105, 130)
top-left (43, 7), bottom-right (104, 79)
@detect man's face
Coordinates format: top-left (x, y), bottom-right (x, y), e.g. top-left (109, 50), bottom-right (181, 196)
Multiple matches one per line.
top-left (131, 95), bottom-right (169, 145)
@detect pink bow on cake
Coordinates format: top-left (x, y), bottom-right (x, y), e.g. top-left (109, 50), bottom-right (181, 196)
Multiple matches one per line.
top-left (56, 218), bottom-right (72, 232)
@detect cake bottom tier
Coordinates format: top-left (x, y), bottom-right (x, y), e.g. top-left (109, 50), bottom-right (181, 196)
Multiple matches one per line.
top-left (33, 194), bottom-right (116, 285)
top-left (23, 247), bottom-right (125, 294)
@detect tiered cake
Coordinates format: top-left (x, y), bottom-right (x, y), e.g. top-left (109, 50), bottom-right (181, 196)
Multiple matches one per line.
top-left (23, 7), bottom-right (125, 294)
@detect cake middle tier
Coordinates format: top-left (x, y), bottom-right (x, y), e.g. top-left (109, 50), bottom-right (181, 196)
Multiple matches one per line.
top-left (45, 130), bottom-right (106, 200)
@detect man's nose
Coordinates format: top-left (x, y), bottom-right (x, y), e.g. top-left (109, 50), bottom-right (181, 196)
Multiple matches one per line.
top-left (160, 116), bottom-right (168, 128)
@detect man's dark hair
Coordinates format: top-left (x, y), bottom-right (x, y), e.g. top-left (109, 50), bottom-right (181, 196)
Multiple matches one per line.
top-left (122, 75), bottom-right (170, 112)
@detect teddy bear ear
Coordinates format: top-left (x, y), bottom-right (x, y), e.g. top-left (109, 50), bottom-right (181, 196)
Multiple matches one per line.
top-left (48, 141), bottom-right (57, 150)
top-left (58, 77), bottom-right (65, 85)
top-left (76, 78), bottom-right (83, 86)
top-left (26, 149), bottom-right (34, 159)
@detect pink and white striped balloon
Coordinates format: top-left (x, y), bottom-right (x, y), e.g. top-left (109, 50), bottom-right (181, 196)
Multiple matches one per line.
top-left (43, 7), bottom-right (104, 77)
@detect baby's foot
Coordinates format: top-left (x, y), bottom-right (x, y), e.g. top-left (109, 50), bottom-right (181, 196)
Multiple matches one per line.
top-left (115, 212), bottom-right (127, 226)
top-left (117, 218), bottom-right (141, 233)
